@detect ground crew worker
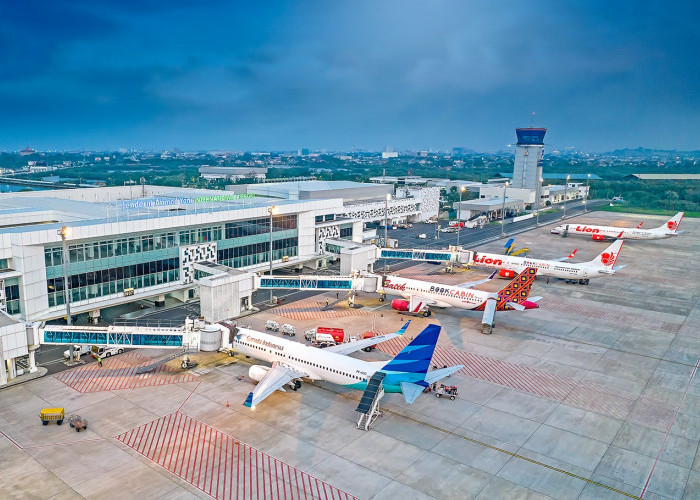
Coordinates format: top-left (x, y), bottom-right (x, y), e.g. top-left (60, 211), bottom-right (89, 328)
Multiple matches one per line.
top-left (336, 291), bottom-right (339, 299)
top-left (325, 298), bottom-right (329, 307)
top-left (97, 355), bottom-right (103, 367)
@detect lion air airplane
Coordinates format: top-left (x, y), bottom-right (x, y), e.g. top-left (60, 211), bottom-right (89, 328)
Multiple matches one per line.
top-left (380, 267), bottom-right (539, 318)
top-left (550, 212), bottom-right (684, 241)
top-left (469, 239), bottom-right (625, 284)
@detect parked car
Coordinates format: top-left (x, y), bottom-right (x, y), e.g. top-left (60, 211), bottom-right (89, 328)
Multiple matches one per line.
top-left (417, 233), bottom-right (427, 239)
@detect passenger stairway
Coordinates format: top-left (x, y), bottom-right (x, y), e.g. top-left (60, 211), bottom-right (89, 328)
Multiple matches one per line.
top-left (356, 371), bottom-right (386, 431)
top-left (135, 347), bottom-right (193, 374)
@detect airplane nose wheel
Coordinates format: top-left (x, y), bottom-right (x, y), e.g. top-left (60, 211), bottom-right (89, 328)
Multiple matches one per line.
top-left (290, 380), bottom-right (302, 391)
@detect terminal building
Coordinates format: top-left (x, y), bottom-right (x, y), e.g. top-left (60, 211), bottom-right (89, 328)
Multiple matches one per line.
top-left (0, 183), bottom-right (438, 383)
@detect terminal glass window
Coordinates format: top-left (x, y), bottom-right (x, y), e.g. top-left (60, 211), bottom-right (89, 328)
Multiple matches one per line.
top-left (217, 237), bottom-right (298, 268)
top-left (47, 258), bottom-right (180, 307)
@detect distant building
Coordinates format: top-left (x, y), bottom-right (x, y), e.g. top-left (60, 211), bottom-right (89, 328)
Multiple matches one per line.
top-left (199, 166), bottom-right (267, 181)
top-left (19, 147), bottom-right (35, 156)
top-left (623, 173), bottom-right (700, 180)
top-left (381, 151), bottom-right (399, 159)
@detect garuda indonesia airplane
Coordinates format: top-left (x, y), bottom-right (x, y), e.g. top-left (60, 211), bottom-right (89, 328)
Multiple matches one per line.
top-left (234, 321), bottom-right (463, 409)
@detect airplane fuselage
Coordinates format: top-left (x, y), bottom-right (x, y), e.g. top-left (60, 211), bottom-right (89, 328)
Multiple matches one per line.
top-left (553, 224), bottom-right (674, 240)
top-left (232, 328), bottom-right (405, 392)
top-left (471, 252), bottom-right (607, 279)
top-left (381, 275), bottom-right (493, 309)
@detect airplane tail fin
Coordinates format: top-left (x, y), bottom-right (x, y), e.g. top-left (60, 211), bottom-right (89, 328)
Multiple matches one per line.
top-left (381, 324), bottom-right (441, 376)
top-left (504, 237), bottom-right (516, 255)
top-left (592, 239), bottom-right (623, 270)
top-left (658, 212), bottom-right (684, 233)
top-left (494, 267), bottom-right (537, 310)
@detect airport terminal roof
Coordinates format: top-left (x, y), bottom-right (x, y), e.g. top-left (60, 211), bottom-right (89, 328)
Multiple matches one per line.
top-left (623, 173), bottom-right (700, 180)
top-left (497, 173), bottom-right (602, 180)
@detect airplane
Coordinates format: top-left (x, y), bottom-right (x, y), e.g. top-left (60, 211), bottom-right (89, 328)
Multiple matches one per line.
top-left (233, 321), bottom-right (464, 409)
top-left (550, 212), bottom-right (684, 241)
top-left (469, 239), bottom-right (625, 284)
top-left (380, 267), bottom-right (539, 318)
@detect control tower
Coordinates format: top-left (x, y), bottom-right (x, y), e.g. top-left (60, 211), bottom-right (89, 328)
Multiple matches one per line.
top-left (512, 127), bottom-right (546, 191)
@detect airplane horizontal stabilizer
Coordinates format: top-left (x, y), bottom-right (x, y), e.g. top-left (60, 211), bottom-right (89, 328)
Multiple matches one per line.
top-left (424, 365), bottom-right (464, 385)
top-left (506, 301), bottom-right (525, 311)
top-left (400, 381), bottom-right (427, 404)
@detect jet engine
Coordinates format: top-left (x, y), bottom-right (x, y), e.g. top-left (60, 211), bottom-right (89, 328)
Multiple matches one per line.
top-left (592, 234), bottom-right (607, 241)
top-left (391, 299), bottom-right (410, 311)
top-left (248, 365), bottom-right (270, 382)
top-left (498, 269), bottom-right (516, 279)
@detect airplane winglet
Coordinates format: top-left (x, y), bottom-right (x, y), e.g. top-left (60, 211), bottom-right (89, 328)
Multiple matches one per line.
top-left (487, 270), bottom-right (497, 280)
top-left (396, 320), bottom-right (411, 336)
top-left (243, 392), bottom-right (254, 408)
top-left (568, 249), bottom-right (577, 259)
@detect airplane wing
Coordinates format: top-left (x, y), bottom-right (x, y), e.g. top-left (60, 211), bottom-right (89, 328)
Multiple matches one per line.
top-left (424, 365), bottom-right (464, 385)
top-left (325, 321), bottom-right (411, 355)
top-left (457, 271), bottom-right (497, 288)
top-left (243, 362), bottom-right (307, 408)
top-left (553, 249), bottom-right (577, 262)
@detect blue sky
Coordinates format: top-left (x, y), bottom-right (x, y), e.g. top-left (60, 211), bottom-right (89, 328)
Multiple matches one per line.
top-left (1, 1), bottom-right (698, 152)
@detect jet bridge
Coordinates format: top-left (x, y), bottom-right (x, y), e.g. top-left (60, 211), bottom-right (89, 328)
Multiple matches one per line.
top-left (378, 246), bottom-right (474, 267)
top-left (254, 273), bottom-right (382, 293)
top-left (34, 319), bottom-right (203, 351)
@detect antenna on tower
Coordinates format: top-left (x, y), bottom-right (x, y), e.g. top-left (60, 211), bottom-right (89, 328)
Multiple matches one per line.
top-left (530, 112), bottom-right (536, 127)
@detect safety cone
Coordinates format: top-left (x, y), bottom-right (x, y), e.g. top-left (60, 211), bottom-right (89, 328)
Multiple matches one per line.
top-left (226, 401), bottom-right (229, 407)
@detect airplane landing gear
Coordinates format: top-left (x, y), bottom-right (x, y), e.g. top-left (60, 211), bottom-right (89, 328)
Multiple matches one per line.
top-left (290, 380), bottom-right (302, 391)
top-left (421, 310), bottom-right (432, 317)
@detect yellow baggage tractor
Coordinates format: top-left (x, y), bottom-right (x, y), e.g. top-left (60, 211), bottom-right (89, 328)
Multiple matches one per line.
top-left (40, 408), bottom-right (65, 426)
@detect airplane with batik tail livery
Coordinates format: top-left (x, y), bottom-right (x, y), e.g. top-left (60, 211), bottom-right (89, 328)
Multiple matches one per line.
top-left (380, 267), bottom-right (539, 316)
top-left (230, 321), bottom-right (463, 409)
top-left (550, 212), bottom-right (684, 241)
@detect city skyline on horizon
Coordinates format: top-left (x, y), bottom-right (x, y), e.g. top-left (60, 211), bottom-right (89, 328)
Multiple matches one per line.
top-left (2, 1), bottom-right (698, 153)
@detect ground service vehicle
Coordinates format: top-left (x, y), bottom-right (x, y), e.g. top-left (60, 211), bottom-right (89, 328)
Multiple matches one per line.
top-left (69, 414), bottom-right (88, 432)
top-left (282, 324), bottom-right (296, 336)
top-left (91, 345), bottom-right (123, 358)
top-left (40, 408), bottom-right (65, 425)
top-left (435, 385), bottom-right (459, 400)
top-left (265, 320), bottom-right (280, 332)
top-left (63, 345), bottom-right (92, 359)
top-left (305, 327), bottom-right (377, 351)
top-left (417, 233), bottom-right (427, 239)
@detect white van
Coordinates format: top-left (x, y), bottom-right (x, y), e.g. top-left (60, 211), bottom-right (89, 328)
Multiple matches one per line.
top-left (281, 324), bottom-right (296, 336)
top-left (63, 345), bottom-right (92, 359)
top-left (417, 233), bottom-right (427, 239)
top-left (91, 345), bottom-right (123, 358)
top-left (265, 320), bottom-right (280, 332)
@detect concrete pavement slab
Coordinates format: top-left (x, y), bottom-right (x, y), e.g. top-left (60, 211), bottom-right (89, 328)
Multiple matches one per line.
top-left (336, 431), bottom-right (426, 479)
top-left (283, 410), bottom-right (364, 454)
top-left (684, 469), bottom-right (700, 500)
top-left (612, 421), bottom-right (698, 469)
top-left (643, 459), bottom-right (690, 499)
top-left (396, 451), bottom-right (493, 500)
top-left (372, 413), bottom-right (452, 451)
top-left (485, 388), bottom-right (559, 423)
top-left (522, 425), bottom-right (609, 471)
top-left (71, 456), bottom-right (182, 499)
top-left (256, 431), bottom-right (331, 472)
top-left (595, 445), bottom-right (655, 490)
top-left (307, 454), bottom-right (392, 499)
top-left (544, 404), bottom-right (623, 444)
top-left (460, 406), bottom-right (541, 447)
top-left (475, 476), bottom-right (555, 500)
top-left (430, 428), bottom-right (517, 475)
top-left (0, 457), bottom-right (71, 500)
top-left (371, 480), bottom-right (437, 500)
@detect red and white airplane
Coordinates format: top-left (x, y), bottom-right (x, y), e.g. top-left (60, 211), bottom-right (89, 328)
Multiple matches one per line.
top-left (469, 239), bottom-right (625, 284)
top-left (380, 267), bottom-right (540, 321)
top-left (550, 212), bottom-right (684, 241)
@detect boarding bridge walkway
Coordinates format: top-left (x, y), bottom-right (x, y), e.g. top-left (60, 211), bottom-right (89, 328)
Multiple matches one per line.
top-left (378, 247), bottom-right (474, 266)
top-left (38, 323), bottom-right (201, 350)
top-left (356, 371), bottom-right (386, 431)
top-left (255, 274), bottom-right (382, 293)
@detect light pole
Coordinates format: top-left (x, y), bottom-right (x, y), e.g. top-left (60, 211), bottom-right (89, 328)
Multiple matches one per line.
top-left (268, 206), bottom-right (277, 305)
top-left (457, 186), bottom-right (465, 247)
top-left (59, 226), bottom-right (73, 363)
top-left (563, 174), bottom-right (570, 219)
top-left (536, 177), bottom-right (543, 227)
top-left (501, 182), bottom-right (509, 237)
top-left (384, 194), bottom-right (391, 272)
top-left (584, 173), bottom-right (591, 212)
